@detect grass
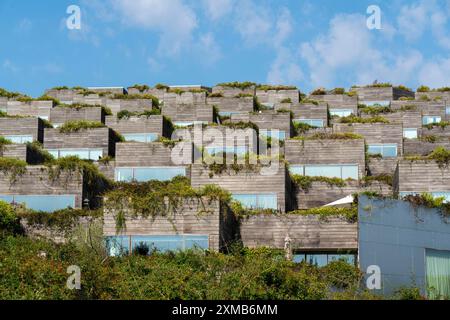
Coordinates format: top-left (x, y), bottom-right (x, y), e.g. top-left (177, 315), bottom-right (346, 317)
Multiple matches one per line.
top-left (58, 120), bottom-right (106, 133)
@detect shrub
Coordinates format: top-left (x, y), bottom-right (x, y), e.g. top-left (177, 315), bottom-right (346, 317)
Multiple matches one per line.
top-left (310, 88), bottom-right (327, 95)
top-left (56, 103), bottom-right (112, 116)
top-left (291, 174), bottom-right (348, 191)
top-left (321, 260), bottom-right (362, 289)
top-left (362, 174), bottom-right (393, 187)
top-left (339, 115), bottom-right (390, 124)
top-left (129, 84), bottom-right (150, 92)
top-left (300, 98), bottom-right (319, 105)
top-left (256, 84), bottom-right (297, 91)
top-left (395, 85), bottom-right (412, 91)
top-left (288, 207), bottom-right (358, 223)
top-left (0, 157), bottom-right (27, 183)
top-left (306, 132), bottom-right (364, 140)
top-left (217, 81), bottom-right (256, 89)
top-left (117, 109), bottom-right (161, 119)
top-left (58, 121), bottom-right (105, 133)
top-left (358, 106), bottom-right (392, 115)
top-left (0, 201), bottom-right (22, 235)
top-left (393, 287), bottom-right (425, 300)
top-left (417, 85), bottom-right (430, 92)
top-left (280, 98), bottom-right (292, 103)
top-left (154, 83), bottom-right (169, 90)
top-left (207, 92), bottom-right (224, 98)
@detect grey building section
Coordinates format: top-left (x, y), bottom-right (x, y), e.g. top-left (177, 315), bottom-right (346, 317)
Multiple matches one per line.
top-left (163, 91), bottom-right (207, 106)
top-left (104, 99), bottom-right (154, 115)
top-left (2, 101), bottom-right (53, 119)
top-left (404, 140), bottom-right (450, 156)
top-left (103, 198), bottom-right (238, 251)
top-left (0, 117), bottom-right (45, 143)
top-left (358, 195), bottom-right (450, 296)
top-left (421, 126), bottom-right (450, 139)
top-left (255, 88), bottom-right (300, 104)
top-left (230, 111), bottom-right (293, 138)
top-left (44, 127), bottom-right (119, 158)
top-left (415, 91), bottom-right (450, 103)
top-left (240, 214), bottom-right (357, 250)
top-left (207, 96), bottom-right (254, 115)
top-left (351, 86), bottom-right (414, 101)
top-left (49, 106), bottom-right (105, 126)
top-left (212, 84), bottom-right (256, 98)
top-left (190, 164), bottom-right (290, 212)
top-left (162, 103), bottom-right (214, 123)
top-left (290, 103), bottom-right (328, 124)
top-left (311, 94), bottom-right (358, 114)
top-left (0, 166), bottom-right (83, 208)
top-left (105, 115), bottom-right (170, 138)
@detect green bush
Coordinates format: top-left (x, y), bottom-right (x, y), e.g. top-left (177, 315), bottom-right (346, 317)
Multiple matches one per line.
top-left (417, 85), bottom-right (430, 92)
top-left (0, 157), bottom-right (27, 183)
top-left (58, 121), bottom-right (105, 133)
top-left (339, 115), bottom-right (390, 124)
top-left (0, 201), bottom-right (22, 235)
top-left (217, 81), bottom-right (256, 89)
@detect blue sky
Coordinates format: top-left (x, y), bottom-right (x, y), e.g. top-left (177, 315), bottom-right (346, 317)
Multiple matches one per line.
top-left (1, 0), bottom-right (450, 97)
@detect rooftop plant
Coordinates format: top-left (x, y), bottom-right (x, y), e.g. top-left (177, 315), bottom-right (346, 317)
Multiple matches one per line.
top-left (57, 103), bottom-right (113, 116)
top-left (287, 206), bottom-right (358, 223)
top-left (51, 86), bottom-right (69, 91)
top-left (0, 137), bottom-right (12, 151)
top-left (366, 83), bottom-right (392, 88)
top-left (291, 174), bottom-right (349, 191)
top-left (402, 193), bottom-right (450, 218)
top-left (358, 105), bottom-right (392, 115)
top-left (331, 88), bottom-right (346, 95)
top-left (234, 93), bottom-right (254, 98)
top-left (280, 98), bottom-right (292, 103)
top-left (405, 146), bottom-right (450, 168)
top-left (129, 84), bottom-right (150, 92)
top-left (362, 174), bottom-right (393, 187)
top-left (58, 120), bottom-right (106, 133)
top-left (339, 114), bottom-right (390, 124)
top-left (417, 85), bottom-right (430, 92)
top-left (306, 132), bottom-right (364, 140)
top-left (300, 98), bottom-right (319, 105)
top-left (424, 121), bottom-right (449, 130)
top-left (216, 81), bottom-right (256, 89)
top-left (0, 88), bottom-right (25, 99)
top-left (420, 135), bottom-right (438, 143)
top-left (207, 92), bottom-right (224, 98)
top-left (256, 84), bottom-right (297, 91)
top-left (0, 157), bottom-right (27, 183)
top-left (154, 83), bottom-right (169, 90)
top-left (310, 88), bottom-right (327, 95)
top-left (117, 109), bottom-right (161, 120)
top-left (398, 96), bottom-right (415, 101)
top-left (395, 85), bottom-right (412, 91)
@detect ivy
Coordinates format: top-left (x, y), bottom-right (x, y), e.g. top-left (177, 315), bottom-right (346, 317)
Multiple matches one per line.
top-left (57, 103), bottom-right (113, 116)
top-left (291, 174), bottom-right (348, 191)
top-left (0, 157), bottom-right (27, 184)
top-left (58, 120), bottom-right (106, 133)
top-left (287, 206), bottom-right (358, 223)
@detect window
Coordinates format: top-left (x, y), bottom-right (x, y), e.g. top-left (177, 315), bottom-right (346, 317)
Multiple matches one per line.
top-left (261, 103), bottom-right (275, 109)
top-left (48, 148), bottom-right (103, 161)
top-left (0, 194), bottom-right (76, 212)
top-left (367, 144), bottom-right (397, 158)
top-left (259, 130), bottom-right (286, 141)
top-left (122, 133), bottom-right (158, 143)
top-left (174, 121), bottom-right (207, 127)
top-left (293, 252), bottom-right (356, 267)
top-left (106, 235), bottom-right (209, 256)
top-left (329, 109), bottom-right (353, 117)
top-left (232, 193), bottom-right (277, 210)
top-left (361, 101), bottom-right (390, 107)
top-left (423, 116), bottom-right (442, 125)
top-left (115, 167), bottom-right (186, 182)
top-left (446, 107), bottom-right (450, 115)
top-left (39, 116), bottom-right (49, 121)
top-left (403, 128), bottom-right (418, 139)
top-left (426, 249), bottom-right (450, 299)
top-left (290, 164), bottom-right (359, 180)
top-left (293, 119), bottom-right (324, 128)
top-left (2, 135), bottom-right (33, 144)
top-left (218, 112), bottom-right (241, 117)
top-left (400, 192), bottom-right (450, 203)
top-left (205, 145), bottom-right (248, 156)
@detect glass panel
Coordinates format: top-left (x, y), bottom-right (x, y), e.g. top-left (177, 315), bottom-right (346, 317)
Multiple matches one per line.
top-left (260, 130), bottom-right (286, 141)
top-left (59, 149), bottom-right (90, 159)
top-left (4, 135), bottom-right (33, 143)
top-left (294, 119), bottom-right (324, 128)
top-left (341, 165), bottom-right (359, 180)
top-left (47, 150), bottom-right (59, 158)
top-left (423, 116), bottom-right (442, 125)
top-left (88, 149), bottom-right (103, 161)
top-left (184, 235), bottom-right (209, 250)
top-left (305, 165), bottom-right (341, 178)
top-left (0, 195), bottom-right (14, 203)
top-left (261, 103), bottom-right (275, 109)
top-left (206, 146), bottom-right (247, 156)
top-left (12, 195), bottom-right (75, 212)
top-left (328, 254), bottom-right (355, 264)
top-left (125, 235), bottom-right (209, 254)
top-left (362, 101), bottom-right (390, 107)
top-left (306, 254), bottom-right (328, 267)
top-left (134, 167), bottom-right (186, 182)
top-left (293, 254), bottom-right (306, 263)
top-left (106, 236), bottom-right (130, 256)
top-left (123, 133), bottom-right (158, 143)
top-left (257, 194), bottom-right (277, 210)
top-left (404, 129), bottom-right (418, 139)
top-left (116, 168), bottom-right (133, 182)
top-left (446, 107), bottom-right (450, 115)
top-left (232, 194), bottom-right (258, 209)
top-left (368, 145), bottom-right (383, 155)
top-left (382, 145), bottom-right (397, 158)
top-left (426, 249), bottom-right (450, 299)
top-left (330, 109), bottom-right (353, 117)
top-left (289, 165), bottom-right (304, 176)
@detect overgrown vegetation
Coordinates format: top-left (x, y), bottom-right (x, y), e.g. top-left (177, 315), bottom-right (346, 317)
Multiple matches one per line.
top-left (288, 206), bottom-right (358, 223)
top-left (217, 81), bottom-right (256, 89)
top-left (56, 103), bottom-right (113, 116)
top-left (405, 147), bottom-right (450, 168)
top-left (129, 84), bottom-right (150, 92)
top-left (358, 105), bottom-right (392, 115)
top-left (339, 115), bottom-right (390, 124)
top-left (117, 109), bottom-right (161, 119)
top-left (256, 84), bottom-right (297, 91)
top-left (291, 174), bottom-right (350, 192)
top-left (402, 193), bottom-right (450, 218)
top-left (58, 120), bottom-right (106, 133)
top-left (424, 121), bottom-right (449, 130)
top-left (362, 174), bottom-right (393, 187)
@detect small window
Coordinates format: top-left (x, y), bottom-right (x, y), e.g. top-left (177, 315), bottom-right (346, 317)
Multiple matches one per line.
top-left (367, 144), bottom-right (397, 158)
top-left (362, 101), bottom-right (390, 107)
top-left (290, 164), bottom-right (359, 180)
top-left (403, 128), bottom-right (418, 139)
top-left (293, 252), bottom-right (356, 266)
top-left (259, 130), bottom-right (286, 141)
top-left (47, 149), bottom-right (104, 161)
top-left (329, 109), bottom-right (353, 117)
top-left (3, 135), bottom-right (33, 144)
top-left (115, 167), bottom-right (186, 182)
top-left (232, 193), bottom-right (277, 210)
top-left (422, 116), bottom-right (442, 125)
top-left (446, 106), bottom-right (450, 115)
top-left (294, 119), bottom-right (324, 128)
top-left (122, 133), bottom-right (158, 143)
top-left (0, 194), bottom-right (76, 212)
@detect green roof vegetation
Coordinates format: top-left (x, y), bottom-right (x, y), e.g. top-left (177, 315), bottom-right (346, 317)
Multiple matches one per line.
top-left (291, 174), bottom-right (350, 191)
top-left (339, 114), bottom-right (390, 124)
top-left (117, 109), bottom-right (161, 120)
top-left (404, 146), bottom-right (450, 168)
top-left (216, 81), bottom-right (256, 89)
top-left (0, 157), bottom-right (27, 183)
top-left (288, 206), bottom-right (358, 223)
top-left (58, 120), bottom-right (106, 133)
top-left (256, 84), bottom-right (297, 91)
top-left (57, 103), bottom-right (113, 116)
top-left (424, 121), bottom-right (449, 130)
top-left (129, 84), bottom-right (150, 92)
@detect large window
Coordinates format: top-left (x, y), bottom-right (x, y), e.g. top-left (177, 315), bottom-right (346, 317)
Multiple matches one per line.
top-left (115, 167), bottom-right (186, 182)
top-left (106, 235), bottom-right (209, 256)
top-left (2, 135), bottom-right (33, 144)
top-left (403, 128), bottom-right (418, 139)
top-left (329, 109), bottom-right (353, 117)
top-left (293, 119), bottom-right (324, 128)
top-left (290, 164), bottom-right (359, 180)
top-left (48, 148), bottom-right (103, 161)
top-left (293, 252), bottom-right (356, 267)
top-left (205, 145), bottom-right (248, 156)
top-left (361, 101), bottom-right (390, 107)
top-left (259, 130), bottom-right (286, 141)
top-left (122, 133), bottom-right (158, 143)
top-left (426, 249), bottom-right (450, 299)
top-left (0, 194), bottom-right (76, 212)
top-left (400, 192), bottom-right (450, 203)
top-left (232, 193), bottom-right (277, 210)
top-left (367, 144), bottom-right (397, 158)
top-left (423, 116), bottom-right (442, 125)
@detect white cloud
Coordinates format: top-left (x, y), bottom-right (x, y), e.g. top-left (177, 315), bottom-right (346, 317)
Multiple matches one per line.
top-left (111, 0), bottom-right (198, 55)
top-left (2, 60), bottom-right (19, 74)
top-left (202, 0), bottom-right (235, 21)
top-left (233, 0), bottom-right (272, 45)
top-left (267, 48), bottom-right (303, 85)
top-left (16, 18), bottom-right (32, 32)
top-left (418, 57), bottom-right (450, 87)
top-left (197, 33), bottom-right (222, 65)
top-left (397, 1), bottom-right (429, 41)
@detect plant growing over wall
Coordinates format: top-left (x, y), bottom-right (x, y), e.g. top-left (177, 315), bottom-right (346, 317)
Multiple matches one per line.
top-left (207, 92), bottom-right (224, 98)
top-left (395, 85), bottom-right (412, 92)
top-left (256, 84), bottom-right (297, 91)
top-left (287, 206), bottom-right (358, 223)
top-left (291, 174), bottom-right (348, 192)
top-left (58, 120), bottom-right (106, 133)
top-left (358, 106), bottom-right (392, 115)
top-left (405, 147), bottom-right (450, 168)
top-left (300, 98), bottom-right (319, 105)
top-left (420, 135), bottom-right (438, 143)
top-left (280, 98), bottom-right (292, 103)
top-left (310, 88), bottom-right (327, 95)
top-left (306, 132), bottom-right (364, 140)
top-left (129, 84), bottom-right (150, 92)
top-left (57, 103), bottom-right (113, 116)
top-left (113, 93), bottom-right (159, 107)
top-left (154, 83), bottom-right (169, 90)
top-left (0, 88), bottom-right (25, 99)
top-left (0, 137), bottom-right (12, 152)
top-left (362, 174), bottom-right (393, 187)
top-left (417, 85), bottom-right (430, 92)
top-left (26, 141), bottom-right (54, 164)
top-left (217, 81), bottom-right (256, 89)
top-left (399, 105), bottom-right (417, 112)
top-left (402, 193), bottom-right (450, 218)
top-left (339, 115), bottom-right (390, 124)
top-left (0, 157), bottom-right (27, 183)
top-left (424, 121), bottom-right (449, 130)
top-left (117, 109), bottom-right (161, 120)
top-left (234, 93), bottom-right (254, 98)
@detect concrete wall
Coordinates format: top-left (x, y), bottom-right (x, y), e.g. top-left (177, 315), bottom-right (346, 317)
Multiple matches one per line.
top-left (0, 166), bottom-right (83, 208)
top-left (103, 198), bottom-right (238, 251)
top-left (404, 140), bottom-right (450, 156)
top-left (162, 103), bottom-right (214, 123)
top-left (290, 103), bottom-right (328, 123)
top-left (255, 89), bottom-right (300, 104)
top-left (190, 164), bottom-right (290, 212)
top-left (49, 106), bottom-right (105, 125)
top-left (240, 214), bottom-right (357, 250)
top-left (351, 87), bottom-right (414, 101)
top-left (358, 195), bottom-right (450, 296)
top-left (0, 117), bottom-right (44, 142)
top-left (207, 96), bottom-right (254, 115)
top-left (285, 139), bottom-right (366, 179)
top-left (44, 127), bottom-right (117, 157)
top-left (310, 94), bottom-right (358, 111)
top-left (367, 158), bottom-right (398, 176)
top-left (163, 91), bottom-right (207, 106)
top-left (104, 99), bottom-right (154, 115)
top-left (230, 111), bottom-right (293, 138)
top-left (212, 85), bottom-right (256, 98)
